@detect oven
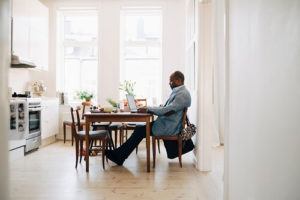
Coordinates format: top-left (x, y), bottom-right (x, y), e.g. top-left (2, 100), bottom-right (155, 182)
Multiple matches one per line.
top-left (25, 99), bottom-right (42, 152)
top-left (9, 99), bottom-right (27, 151)
top-left (28, 102), bottom-right (41, 137)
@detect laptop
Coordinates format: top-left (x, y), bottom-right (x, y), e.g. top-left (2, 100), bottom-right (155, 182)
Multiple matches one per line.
top-left (126, 94), bottom-right (138, 113)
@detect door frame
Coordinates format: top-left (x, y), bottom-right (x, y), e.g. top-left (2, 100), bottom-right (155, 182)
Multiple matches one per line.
top-left (0, 0), bottom-right (11, 199)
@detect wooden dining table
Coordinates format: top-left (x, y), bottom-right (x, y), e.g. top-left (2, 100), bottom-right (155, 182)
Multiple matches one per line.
top-left (84, 112), bottom-right (153, 172)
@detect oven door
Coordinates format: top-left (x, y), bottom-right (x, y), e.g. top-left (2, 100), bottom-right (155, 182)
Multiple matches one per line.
top-left (10, 101), bottom-right (27, 139)
top-left (28, 108), bottom-right (41, 139)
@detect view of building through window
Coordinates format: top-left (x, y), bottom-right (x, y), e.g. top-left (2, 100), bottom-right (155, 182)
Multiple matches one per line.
top-left (120, 8), bottom-right (162, 105)
top-left (57, 10), bottom-right (98, 102)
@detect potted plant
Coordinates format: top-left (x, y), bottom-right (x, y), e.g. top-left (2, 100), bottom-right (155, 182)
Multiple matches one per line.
top-left (76, 90), bottom-right (94, 102)
top-left (118, 80), bottom-right (136, 111)
top-left (119, 80), bottom-right (136, 97)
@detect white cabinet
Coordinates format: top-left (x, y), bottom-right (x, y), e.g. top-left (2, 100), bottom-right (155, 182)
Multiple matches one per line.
top-left (12, 0), bottom-right (49, 70)
top-left (41, 99), bottom-right (59, 140)
top-left (28, 0), bottom-right (49, 70)
top-left (12, 0), bottom-right (30, 62)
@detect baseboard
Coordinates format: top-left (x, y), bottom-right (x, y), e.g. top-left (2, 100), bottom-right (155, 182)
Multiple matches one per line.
top-left (41, 135), bottom-right (57, 147)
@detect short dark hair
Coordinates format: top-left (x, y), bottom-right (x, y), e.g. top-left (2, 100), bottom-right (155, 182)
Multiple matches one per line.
top-left (172, 71), bottom-right (185, 83)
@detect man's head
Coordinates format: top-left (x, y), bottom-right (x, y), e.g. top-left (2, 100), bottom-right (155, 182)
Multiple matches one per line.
top-left (169, 71), bottom-right (185, 89)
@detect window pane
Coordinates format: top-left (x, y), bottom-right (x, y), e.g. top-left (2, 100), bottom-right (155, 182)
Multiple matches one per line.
top-left (64, 46), bottom-right (98, 59)
top-left (64, 58), bottom-right (80, 100)
top-left (124, 46), bottom-right (147, 58)
top-left (122, 59), bottom-right (161, 101)
top-left (124, 45), bottom-right (160, 58)
top-left (124, 14), bottom-right (161, 42)
top-left (147, 46), bottom-right (160, 58)
top-left (80, 60), bottom-right (98, 97)
top-left (58, 11), bottom-right (98, 103)
top-left (64, 14), bottom-right (97, 42)
top-left (121, 8), bottom-right (162, 105)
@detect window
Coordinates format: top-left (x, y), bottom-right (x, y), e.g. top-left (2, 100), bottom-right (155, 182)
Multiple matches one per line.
top-left (57, 10), bottom-right (98, 102)
top-left (120, 8), bottom-right (162, 105)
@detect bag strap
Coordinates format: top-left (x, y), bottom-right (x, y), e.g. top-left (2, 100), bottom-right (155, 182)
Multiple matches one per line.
top-left (181, 108), bottom-right (187, 128)
top-left (186, 115), bottom-right (191, 126)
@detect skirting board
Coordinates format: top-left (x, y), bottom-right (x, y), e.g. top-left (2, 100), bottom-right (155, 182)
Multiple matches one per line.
top-left (41, 135), bottom-right (57, 147)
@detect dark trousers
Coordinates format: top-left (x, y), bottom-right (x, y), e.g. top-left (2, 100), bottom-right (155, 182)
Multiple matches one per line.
top-left (115, 122), bottom-right (195, 161)
top-left (115, 123), bottom-right (153, 161)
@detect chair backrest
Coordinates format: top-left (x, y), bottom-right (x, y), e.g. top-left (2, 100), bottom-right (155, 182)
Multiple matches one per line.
top-left (70, 106), bottom-right (82, 135)
top-left (81, 101), bottom-right (92, 120)
top-left (181, 108), bottom-right (188, 130)
top-left (135, 98), bottom-right (147, 108)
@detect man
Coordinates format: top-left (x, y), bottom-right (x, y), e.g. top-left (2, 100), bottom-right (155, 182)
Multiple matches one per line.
top-left (106, 71), bottom-right (193, 165)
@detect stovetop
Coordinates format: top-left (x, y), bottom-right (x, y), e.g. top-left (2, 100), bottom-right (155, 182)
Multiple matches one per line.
top-left (12, 92), bottom-right (30, 98)
top-left (11, 92), bottom-right (41, 103)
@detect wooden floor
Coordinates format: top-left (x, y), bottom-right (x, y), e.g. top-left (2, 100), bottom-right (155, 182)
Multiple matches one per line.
top-left (9, 141), bottom-right (223, 200)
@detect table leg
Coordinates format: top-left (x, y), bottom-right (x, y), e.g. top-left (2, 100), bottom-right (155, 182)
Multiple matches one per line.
top-left (146, 118), bottom-right (150, 172)
top-left (85, 119), bottom-right (90, 172)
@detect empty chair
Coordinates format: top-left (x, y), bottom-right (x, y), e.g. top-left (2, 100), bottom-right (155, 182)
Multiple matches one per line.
top-left (91, 120), bottom-right (124, 149)
top-left (70, 106), bottom-right (110, 170)
top-left (109, 123), bottom-right (125, 148)
top-left (63, 102), bottom-right (92, 145)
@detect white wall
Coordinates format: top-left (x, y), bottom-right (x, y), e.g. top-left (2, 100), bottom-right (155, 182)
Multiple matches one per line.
top-left (225, 0), bottom-right (300, 199)
top-left (98, 0), bottom-right (121, 105)
top-left (195, 1), bottom-right (214, 171)
top-left (0, 0), bottom-right (10, 199)
top-left (9, 68), bottom-right (31, 93)
top-left (161, 0), bottom-right (186, 101)
top-left (8, 65), bottom-right (56, 97)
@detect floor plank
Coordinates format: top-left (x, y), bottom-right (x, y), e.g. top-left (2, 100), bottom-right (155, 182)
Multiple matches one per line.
top-left (9, 141), bottom-right (223, 200)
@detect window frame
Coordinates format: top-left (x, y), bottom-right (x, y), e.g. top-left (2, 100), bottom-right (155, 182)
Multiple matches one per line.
top-left (56, 9), bottom-right (99, 103)
top-left (119, 7), bottom-right (163, 104)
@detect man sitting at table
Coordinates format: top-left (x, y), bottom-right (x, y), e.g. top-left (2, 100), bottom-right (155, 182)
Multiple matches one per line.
top-left (106, 70), bottom-right (194, 166)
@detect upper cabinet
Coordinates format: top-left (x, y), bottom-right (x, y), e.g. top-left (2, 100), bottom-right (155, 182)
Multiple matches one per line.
top-left (12, 0), bottom-right (30, 63)
top-left (12, 0), bottom-right (49, 70)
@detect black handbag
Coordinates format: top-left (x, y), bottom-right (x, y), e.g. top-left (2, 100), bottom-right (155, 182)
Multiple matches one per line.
top-left (163, 139), bottom-right (195, 159)
top-left (179, 116), bottom-right (196, 141)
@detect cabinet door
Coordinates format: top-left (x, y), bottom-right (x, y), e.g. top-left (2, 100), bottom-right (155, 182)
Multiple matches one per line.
top-left (12, 0), bottom-right (30, 61)
top-left (12, 0), bottom-right (49, 69)
top-left (28, 0), bottom-right (49, 70)
top-left (48, 100), bottom-right (59, 137)
top-left (41, 101), bottom-right (50, 139)
top-left (41, 99), bottom-right (59, 139)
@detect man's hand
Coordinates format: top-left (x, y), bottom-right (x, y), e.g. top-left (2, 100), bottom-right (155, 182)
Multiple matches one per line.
top-left (137, 107), bottom-right (148, 113)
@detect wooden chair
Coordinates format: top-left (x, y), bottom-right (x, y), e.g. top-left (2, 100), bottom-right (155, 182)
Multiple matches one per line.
top-left (70, 106), bottom-right (109, 170)
top-left (63, 102), bottom-right (92, 145)
top-left (109, 123), bottom-right (125, 148)
top-left (152, 108), bottom-right (188, 168)
top-left (92, 121), bottom-right (124, 149)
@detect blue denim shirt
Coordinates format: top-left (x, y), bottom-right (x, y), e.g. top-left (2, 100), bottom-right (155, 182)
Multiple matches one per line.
top-left (148, 85), bottom-right (191, 136)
